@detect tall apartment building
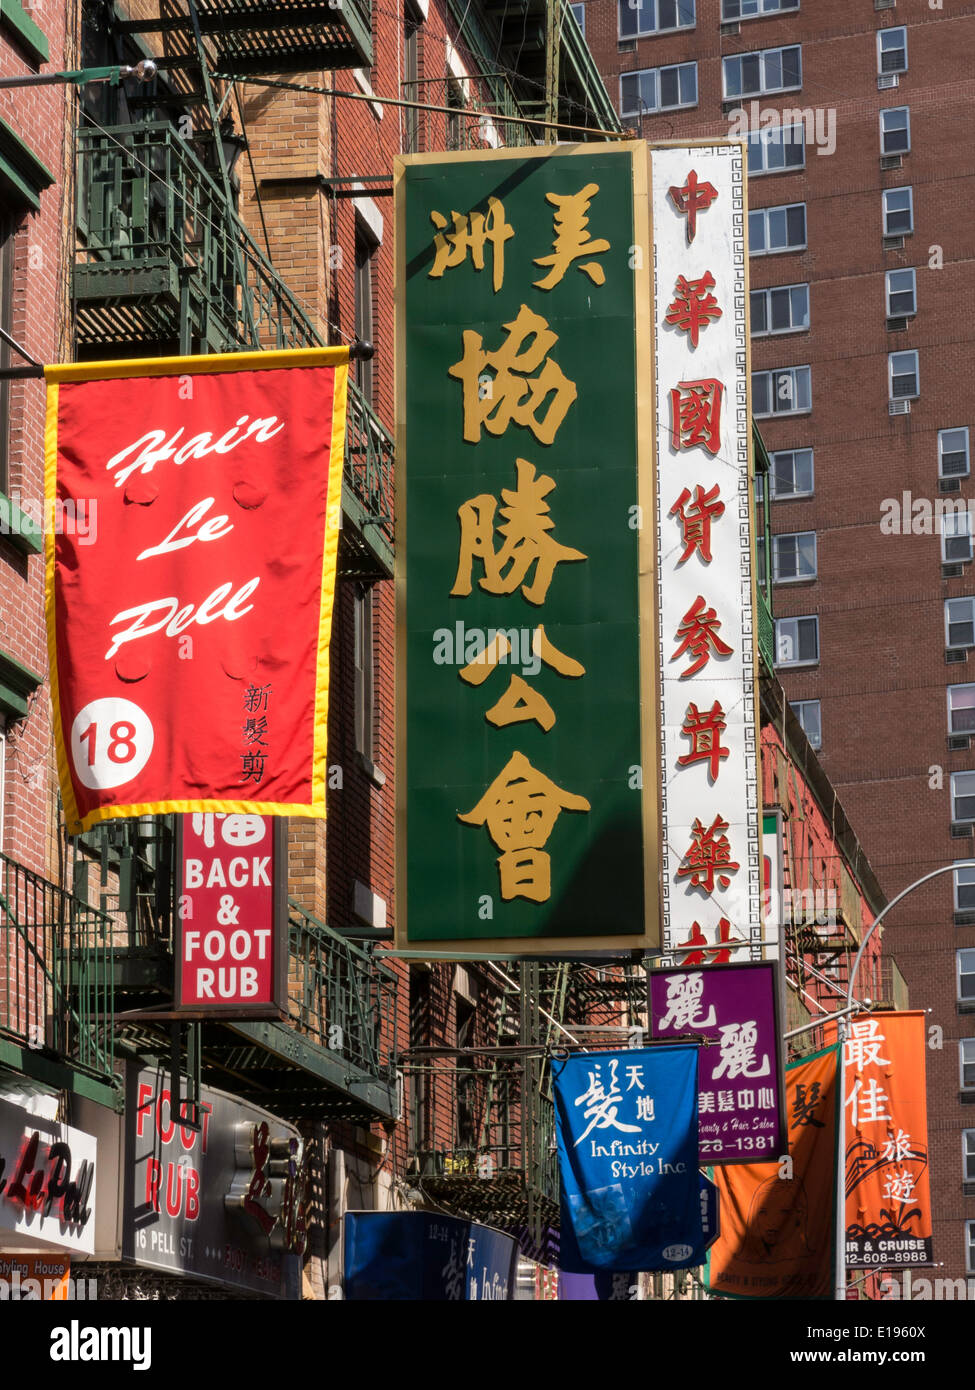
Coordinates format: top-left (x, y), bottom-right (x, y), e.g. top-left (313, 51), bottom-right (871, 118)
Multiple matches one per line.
top-left (582, 0), bottom-right (975, 1283)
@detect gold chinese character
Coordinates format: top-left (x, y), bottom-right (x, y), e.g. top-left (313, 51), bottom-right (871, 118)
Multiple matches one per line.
top-left (452, 459), bottom-right (587, 606)
top-left (458, 750), bottom-right (590, 901)
top-left (459, 625), bottom-right (585, 732)
top-left (533, 183), bottom-right (610, 291)
top-left (447, 304), bottom-right (577, 445)
top-left (429, 196), bottom-right (514, 294)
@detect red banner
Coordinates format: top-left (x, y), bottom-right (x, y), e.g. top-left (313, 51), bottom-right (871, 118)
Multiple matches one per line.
top-left (44, 349), bottom-right (347, 831)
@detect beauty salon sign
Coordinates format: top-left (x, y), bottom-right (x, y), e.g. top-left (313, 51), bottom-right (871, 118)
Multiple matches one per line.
top-left (44, 348), bottom-right (347, 831)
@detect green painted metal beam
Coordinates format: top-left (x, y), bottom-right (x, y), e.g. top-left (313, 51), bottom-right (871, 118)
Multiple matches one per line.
top-left (227, 1019), bottom-right (398, 1119)
top-left (0, 1037), bottom-right (123, 1112)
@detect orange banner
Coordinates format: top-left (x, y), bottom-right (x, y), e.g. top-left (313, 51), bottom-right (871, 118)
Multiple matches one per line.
top-left (706, 1044), bottom-right (839, 1299)
top-left (838, 1011), bottom-right (933, 1269)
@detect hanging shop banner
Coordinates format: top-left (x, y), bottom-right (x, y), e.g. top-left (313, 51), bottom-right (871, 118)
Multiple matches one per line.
top-left (649, 960), bottom-right (786, 1165)
top-left (394, 144), bottom-right (658, 955)
top-left (552, 1047), bottom-right (701, 1273)
top-left (44, 347), bottom-right (348, 833)
top-left (175, 812), bottom-right (287, 1016)
top-left (651, 145), bottom-right (762, 969)
top-left (0, 1098), bottom-right (97, 1256)
top-left (837, 1011), bottom-right (933, 1269)
top-left (344, 1211), bottom-right (518, 1300)
top-left (559, 1270), bottom-right (639, 1300)
top-left (706, 1043), bottom-right (840, 1300)
top-left (762, 808), bottom-right (784, 962)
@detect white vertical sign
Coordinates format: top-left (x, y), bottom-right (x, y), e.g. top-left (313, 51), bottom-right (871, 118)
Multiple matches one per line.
top-left (650, 143), bottom-right (761, 967)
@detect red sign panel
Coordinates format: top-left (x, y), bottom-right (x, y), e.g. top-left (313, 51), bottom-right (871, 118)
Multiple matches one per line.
top-left (44, 348), bottom-right (348, 832)
top-left (176, 813), bottom-right (286, 1015)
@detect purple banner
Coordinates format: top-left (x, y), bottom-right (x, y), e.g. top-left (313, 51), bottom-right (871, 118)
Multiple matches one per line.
top-left (648, 961), bottom-right (786, 1166)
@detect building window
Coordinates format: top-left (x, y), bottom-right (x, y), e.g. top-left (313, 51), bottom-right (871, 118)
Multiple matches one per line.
top-left (620, 63), bottom-right (698, 117)
top-left (965, 1131), bottom-right (975, 1183)
top-left (961, 1038), bottom-right (975, 1089)
top-left (753, 366), bottom-right (811, 418)
top-left (878, 27), bottom-right (907, 75)
top-left (940, 428), bottom-right (970, 480)
top-left (403, 6), bottom-right (421, 154)
top-left (880, 107), bottom-right (910, 155)
top-left (747, 125), bottom-right (805, 177)
top-left (571, 2), bottom-right (586, 34)
top-left (888, 350), bottom-right (918, 400)
top-left (948, 685), bottom-right (975, 736)
top-left (968, 1221), bottom-right (975, 1276)
top-left (946, 598), bottom-right (975, 650)
top-left (723, 46), bottom-right (801, 100)
top-left (749, 203), bottom-right (806, 255)
top-left (959, 948), bottom-right (975, 1002)
top-left (354, 585), bottom-right (375, 762)
top-left (354, 223), bottom-right (376, 405)
top-left (952, 775), bottom-right (975, 825)
top-left (770, 448), bottom-right (814, 498)
top-left (446, 76), bottom-right (466, 151)
top-left (619, 0), bottom-right (695, 40)
top-left (793, 699), bottom-right (821, 750)
top-left (750, 283), bottom-right (809, 336)
top-left (722, 0), bottom-right (798, 17)
top-left (772, 530), bottom-right (816, 582)
top-left (775, 615), bottom-right (818, 667)
top-left (885, 268), bottom-right (916, 317)
top-left (943, 511), bottom-right (974, 565)
top-left (882, 187), bottom-right (914, 237)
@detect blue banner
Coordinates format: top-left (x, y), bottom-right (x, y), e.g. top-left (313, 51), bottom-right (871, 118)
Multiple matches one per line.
top-left (553, 1046), bottom-right (702, 1272)
top-left (344, 1211), bottom-right (518, 1300)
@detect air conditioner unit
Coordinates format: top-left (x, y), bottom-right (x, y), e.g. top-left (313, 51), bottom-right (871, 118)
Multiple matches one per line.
top-left (948, 735), bottom-right (972, 752)
top-left (954, 909), bottom-right (975, 925)
top-left (719, 22), bottom-right (740, 36)
top-left (950, 821), bottom-right (974, 839)
top-left (878, 74), bottom-right (900, 91)
top-left (889, 398), bottom-right (911, 415)
top-left (886, 316), bottom-right (908, 332)
top-left (943, 564), bottom-right (964, 579)
top-left (940, 478), bottom-right (963, 494)
top-left (875, 0), bottom-right (896, 9)
top-left (880, 154), bottom-right (903, 171)
top-left (882, 234), bottom-right (904, 251)
top-left (618, 39), bottom-right (636, 52)
top-left (946, 647), bottom-right (968, 663)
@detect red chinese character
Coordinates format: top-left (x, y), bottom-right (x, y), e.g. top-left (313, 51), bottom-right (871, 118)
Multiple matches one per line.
top-left (243, 1121), bottom-right (276, 1236)
top-left (665, 272), bottom-right (722, 349)
top-left (670, 483), bottom-right (725, 564)
top-left (672, 595), bottom-right (734, 678)
top-left (677, 700), bottom-right (729, 782)
top-left (676, 917), bottom-right (747, 965)
top-left (677, 816), bottom-right (741, 895)
top-left (670, 379), bottom-right (723, 456)
top-left (668, 170), bottom-right (718, 244)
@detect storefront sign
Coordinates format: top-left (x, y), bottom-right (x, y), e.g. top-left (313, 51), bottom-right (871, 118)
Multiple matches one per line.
top-left (344, 1211), bottom-right (518, 1300)
top-left (45, 347), bottom-right (348, 832)
top-left (649, 960), bottom-right (786, 1164)
top-left (0, 1098), bottom-right (96, 1255)
top-left (651, 145), bottom-right (762, 968)
top-left (553, 1047), bottom-right (703, 1272)
top-left (395, 144), bottom-right (658, 954)
top-left (175, 812), bottom-right (287, 1016)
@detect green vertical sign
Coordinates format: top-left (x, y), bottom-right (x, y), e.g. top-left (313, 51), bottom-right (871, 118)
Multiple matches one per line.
top-left (395, 144), bottom-right (658, 954)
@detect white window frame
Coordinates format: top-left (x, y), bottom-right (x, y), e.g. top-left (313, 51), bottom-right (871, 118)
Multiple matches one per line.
top-left (948, 686), bottom-right (975, 738)
top-left (619, 63), bottom-right (698, 117)
top-left (774, 614), bottom-right (819, 668)
top-left (953, 775), bottom-right (975, 826)
top-left (722, 45), bottom-right (802, 100)
top-left (882, 187), bottom-right (914, 237)
top-left (960, 947), bottom-right (975, 1001)
top-left (793, 699), bottom-right (821, 750)
top-left (880, 106), bottom-right (911, 155)
top-left (946, 597), bottom-right (975, 651)
top-left (888, 349), bottom-right (918, 401)
top-left (885, 268), bottom-right (916, 318)
top-left (722, 0), bottom-right (799, 17)
top-left (961, 1038), bottom-right (975, 1090)
top-left (877, 27), bottom-right (907, 76)
top-left (618, 0), bottom-right (695, 40)
top-left (942, 510), bottom-right (974, 565)
top-left (964, 1130), bottom-right (975, 1183)
top-left (746, 124), bottom-right (806, 177)
top-left (751, 283), bottom-right (810, 336)
top-left (749, 202), bottom-right (806, 255)
top-left (570, 2), bottom-right (586, 35)
top-left (769, 448), bottom-right (814, 498)
top-left (968, 1220), bottom-right (975, 1276)
top-left (772, 530), bottom-right (817, 582)
top-left (752, 366), bottom-right (811, 419)
top-left (939, 427), bottom-right (970, 480)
